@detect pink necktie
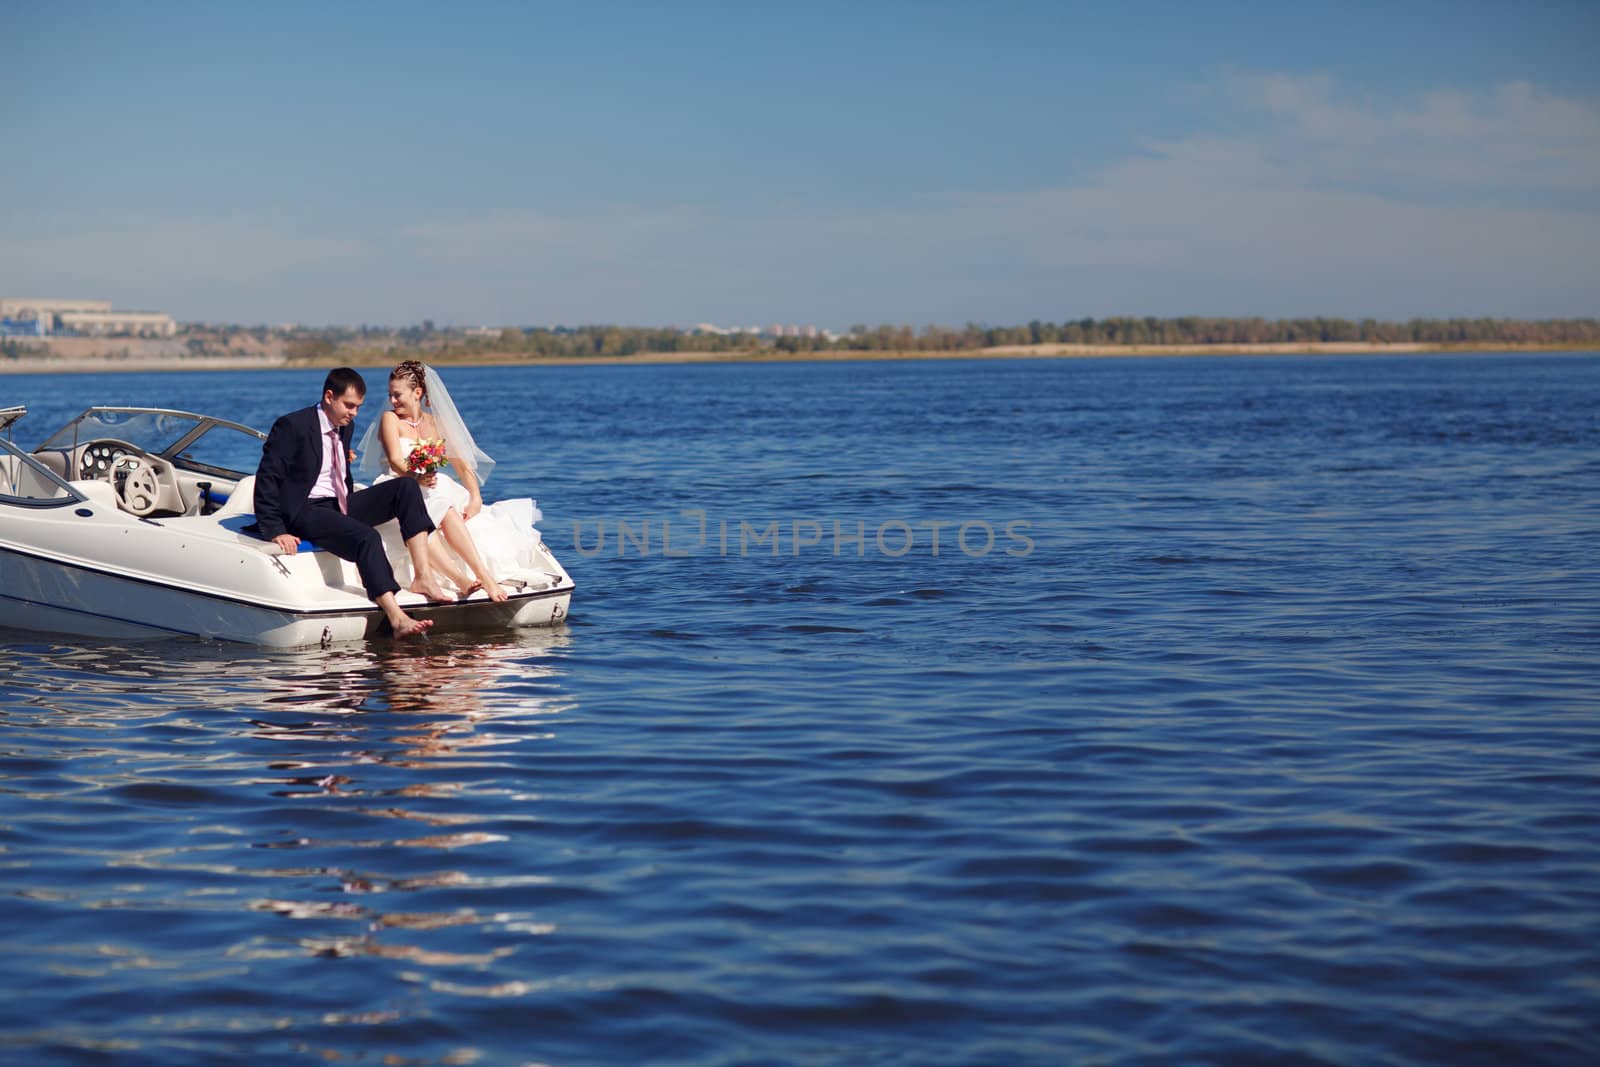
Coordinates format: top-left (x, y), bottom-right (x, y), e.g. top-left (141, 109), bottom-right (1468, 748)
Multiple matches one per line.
top-left (329, 429), bottom-right (348, 513)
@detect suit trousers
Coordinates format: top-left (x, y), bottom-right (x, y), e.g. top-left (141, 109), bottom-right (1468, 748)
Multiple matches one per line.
top-left (289, 478), bottom-right (435, 599)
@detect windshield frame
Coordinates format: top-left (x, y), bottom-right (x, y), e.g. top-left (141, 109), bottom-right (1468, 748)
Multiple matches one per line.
top-left (0, 435), bottom-right (85, 508)
top-left (36, 407), bottom-right (267, 479)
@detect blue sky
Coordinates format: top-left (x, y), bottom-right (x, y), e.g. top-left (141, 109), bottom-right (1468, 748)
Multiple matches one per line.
top-left (3, 0), bottom-right (1597, 328)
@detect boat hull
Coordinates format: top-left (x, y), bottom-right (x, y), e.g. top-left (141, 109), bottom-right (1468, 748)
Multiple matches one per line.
top-left (0, 540), bottom-right (572, 647)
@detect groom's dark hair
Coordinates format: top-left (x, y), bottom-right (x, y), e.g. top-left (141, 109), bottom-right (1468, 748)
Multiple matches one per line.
top-left (322, 367), bottom-right (367, 399)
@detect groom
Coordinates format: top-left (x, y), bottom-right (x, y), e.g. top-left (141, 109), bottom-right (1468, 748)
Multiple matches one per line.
top-left (253, 367), bottom-right (446, 638)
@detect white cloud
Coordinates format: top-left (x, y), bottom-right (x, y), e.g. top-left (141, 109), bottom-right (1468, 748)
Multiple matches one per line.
top-left (1224, 71), bottom-right (1600, 191)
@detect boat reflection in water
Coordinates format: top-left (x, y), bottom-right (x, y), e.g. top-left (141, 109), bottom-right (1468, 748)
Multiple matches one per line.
top-left (242, 632), bottom-right (576, 957)
top-left (0, 628), bottom-right (578, 1061)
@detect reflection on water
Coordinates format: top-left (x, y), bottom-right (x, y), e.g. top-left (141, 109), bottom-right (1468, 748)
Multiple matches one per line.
top-left (0, 629), bottom-right (574, 1062)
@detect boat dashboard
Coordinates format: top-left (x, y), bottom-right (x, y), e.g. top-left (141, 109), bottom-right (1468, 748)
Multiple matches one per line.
top-left (5, 406), bottom-right (264, 519)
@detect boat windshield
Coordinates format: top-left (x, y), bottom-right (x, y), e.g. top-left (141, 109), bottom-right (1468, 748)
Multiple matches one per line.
top-left (37, 407), bottom-right (267, 478)
top-left (0, 406), bottom-right (25, 436)
top-left (39, 408), bottom-right (210, 454)
top-left (0, 437), bottom-right (82, 507)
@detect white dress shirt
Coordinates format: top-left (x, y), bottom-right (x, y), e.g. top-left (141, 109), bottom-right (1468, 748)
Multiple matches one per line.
top-left (309, 406), bottom-right (344, 503)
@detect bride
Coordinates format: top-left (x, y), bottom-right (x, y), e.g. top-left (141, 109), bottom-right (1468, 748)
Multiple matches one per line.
top-left (356, 360), bottom-right (541, 602)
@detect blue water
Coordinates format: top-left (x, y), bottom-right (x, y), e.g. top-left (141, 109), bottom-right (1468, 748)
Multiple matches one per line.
top-left (2, 353), bottom-right (1598, 1065)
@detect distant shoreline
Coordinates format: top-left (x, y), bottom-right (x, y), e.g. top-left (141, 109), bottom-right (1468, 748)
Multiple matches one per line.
top-left (1, 340), bottom-right (1594, 376)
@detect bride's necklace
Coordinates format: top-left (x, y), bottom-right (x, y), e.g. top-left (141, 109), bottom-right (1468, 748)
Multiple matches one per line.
top-left (400, 414), bottom-right (423, 432)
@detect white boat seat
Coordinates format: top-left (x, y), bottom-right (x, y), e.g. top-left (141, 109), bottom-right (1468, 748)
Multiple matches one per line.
top-left (210, 477), bottom-right (321, 555)
top-left (211, 475), bottom-right (256, 519)
top-left (209, 476), bottom-right (393, 560)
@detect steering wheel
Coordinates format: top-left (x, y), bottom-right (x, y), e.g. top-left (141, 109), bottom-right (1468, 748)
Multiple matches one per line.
top-left (79, 439), bottom-right (138, 480)
top-left (113, 455), bottom-right (162, 516)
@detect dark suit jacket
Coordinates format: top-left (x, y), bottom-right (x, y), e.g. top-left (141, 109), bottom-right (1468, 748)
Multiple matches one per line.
top-left (253, 405), bottom-right (354, 540)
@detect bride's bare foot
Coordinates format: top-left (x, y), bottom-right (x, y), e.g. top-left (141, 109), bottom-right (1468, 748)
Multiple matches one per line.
top-left (409, 579), bottom-right (456, 602)
top-left (466, 574), bottom-right (508, 602)
top-left (394, 616), bottom-right (434, 639)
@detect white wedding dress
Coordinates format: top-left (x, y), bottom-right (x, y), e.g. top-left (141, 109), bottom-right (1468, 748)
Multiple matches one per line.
top-left (374, 436), bottom-right (544, 586)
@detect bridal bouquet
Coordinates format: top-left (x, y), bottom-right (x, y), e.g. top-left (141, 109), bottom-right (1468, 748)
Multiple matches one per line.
top-left (406, 437), bottom-right (449, 476)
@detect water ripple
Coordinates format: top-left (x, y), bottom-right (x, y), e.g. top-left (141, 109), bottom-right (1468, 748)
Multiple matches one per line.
top-left (2, 356), bottom-right (1599, 1064)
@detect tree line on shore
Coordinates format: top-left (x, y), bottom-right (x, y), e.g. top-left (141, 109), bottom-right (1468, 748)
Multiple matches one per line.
top-left (311, 316), bottom-right (1599, 360)
top-left (861, 316), bottom-right (1600, 351)
top-left (12, 317), bottom-right (1593, 363)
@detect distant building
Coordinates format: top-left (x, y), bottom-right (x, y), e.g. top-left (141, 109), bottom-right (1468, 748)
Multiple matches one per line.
top-left (0, 298), bottom-right (176, 337)
top-left (687, 323), bottom-right (761, 337)
top-left (56, 310), bottom-right (178, 338)
top-left (0, 298), bottom-right (112, 320)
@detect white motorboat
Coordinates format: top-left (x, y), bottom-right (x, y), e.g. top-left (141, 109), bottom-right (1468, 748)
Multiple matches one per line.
top-left (0, 405), bottom-right (574, 647)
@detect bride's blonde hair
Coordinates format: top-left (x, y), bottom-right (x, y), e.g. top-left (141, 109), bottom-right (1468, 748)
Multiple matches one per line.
top-left (392, 359), bottom-right (428, 402)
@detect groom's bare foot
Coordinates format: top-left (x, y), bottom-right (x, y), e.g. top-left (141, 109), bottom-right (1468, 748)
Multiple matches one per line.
top-left (409, 579), bottom-right (456, 602)
top-left (394, 616), bottom-right (434, 639)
